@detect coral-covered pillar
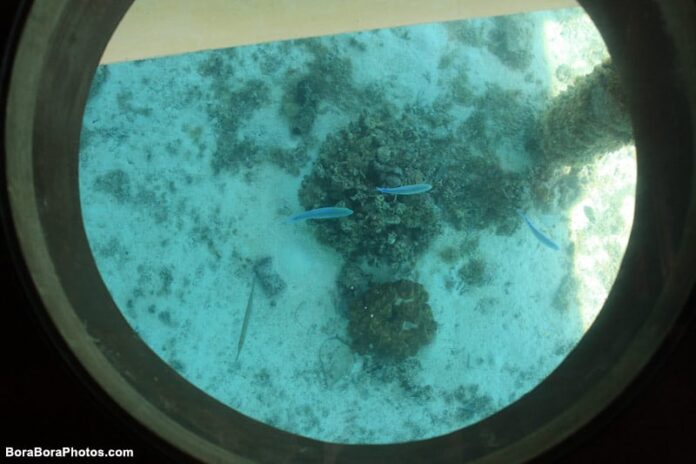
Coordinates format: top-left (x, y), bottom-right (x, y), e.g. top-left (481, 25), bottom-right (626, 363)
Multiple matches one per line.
top-left (540, 60), bottom-right (633, 168)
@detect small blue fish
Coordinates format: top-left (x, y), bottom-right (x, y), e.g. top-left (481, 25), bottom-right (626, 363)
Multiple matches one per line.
top-left (376, 183), bottom-right (432, 195)
top-left (286, 207), bottom-right (353, 223)
top-left (516, 209), bottom-right (560, 251)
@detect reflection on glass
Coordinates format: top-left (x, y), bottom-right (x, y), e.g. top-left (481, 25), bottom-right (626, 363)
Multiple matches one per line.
top-left (79, 7), bottom-right (636, 444)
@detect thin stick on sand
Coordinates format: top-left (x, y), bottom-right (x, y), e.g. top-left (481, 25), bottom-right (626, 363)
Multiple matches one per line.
top-left (236, 276), bottom-right (256, 362)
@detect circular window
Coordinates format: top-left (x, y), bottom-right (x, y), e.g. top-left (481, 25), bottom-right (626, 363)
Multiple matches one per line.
top-left (4, 0), bottom-right (695, 462)
top-left (80, 5), bottom-right (636, 444)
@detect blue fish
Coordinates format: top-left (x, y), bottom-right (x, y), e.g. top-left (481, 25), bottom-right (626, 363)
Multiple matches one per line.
top-left (516, 209), bottom-right (560, 250)
top-left (376, 183), bottom-right (432, 195)
top-left (286, 207), bottom-right (353, 223)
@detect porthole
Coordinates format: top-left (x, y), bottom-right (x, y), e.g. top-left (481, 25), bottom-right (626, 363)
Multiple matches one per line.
top-left (4, 0), bottom-right (695, 462)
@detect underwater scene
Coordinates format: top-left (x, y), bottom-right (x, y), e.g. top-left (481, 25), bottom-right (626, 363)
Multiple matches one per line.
top-left (79, 8), bottom-right (636, 443)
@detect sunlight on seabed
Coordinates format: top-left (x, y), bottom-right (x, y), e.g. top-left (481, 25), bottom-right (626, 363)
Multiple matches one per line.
top-left (542, 15), bottom-right (636, 332)
top-left (570, 148), bottom-right (636, 332)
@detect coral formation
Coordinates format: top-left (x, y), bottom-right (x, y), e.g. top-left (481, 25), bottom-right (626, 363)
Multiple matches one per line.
top-left (433, 152), bottom-right (523, 235)
top-left (486, 15), bottom-right (534, 71)
top-left (531, 60), bottom-right (632, 211)
top-left (281, 77), bottom-right (321, 136)
top-left (280, 41), bottom-right (355, 137)
top-left (539, 59), bottom-right (632, 169)
top-left (198, 47), bottom-right (310, 176)
top-left (456, 83), bottom-right (538, 158)
top-left (298, 86), bottom-right (534, 279)
top-left (427, 82), bottom-right (534, 234)
top-left (298, 108), bottom-right (441, 266)
top-left (336, 262), bottom-right (372, 300)
top-left (346, 280), bottom-right (436, 361)
top-left (209, 78), bottom-right (271, 174)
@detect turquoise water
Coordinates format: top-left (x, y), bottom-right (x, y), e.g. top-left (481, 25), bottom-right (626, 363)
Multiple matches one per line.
top-left (79, 8), bottom-right (635, 443)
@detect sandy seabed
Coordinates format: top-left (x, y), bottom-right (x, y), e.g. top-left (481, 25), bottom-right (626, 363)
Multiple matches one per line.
top-left (80, 8), bottom-right (635, 443)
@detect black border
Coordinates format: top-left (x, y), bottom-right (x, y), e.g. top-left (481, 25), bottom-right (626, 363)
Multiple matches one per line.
top-left (2, 1), bottom-right (695, 463)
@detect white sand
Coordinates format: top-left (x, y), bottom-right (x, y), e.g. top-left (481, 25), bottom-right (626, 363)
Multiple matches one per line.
top-left (80, 7), bottom-right (635, 443)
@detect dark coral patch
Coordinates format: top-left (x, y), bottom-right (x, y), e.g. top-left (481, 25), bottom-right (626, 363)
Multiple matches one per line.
top-left (347, 280), bottom-right (436, 361)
